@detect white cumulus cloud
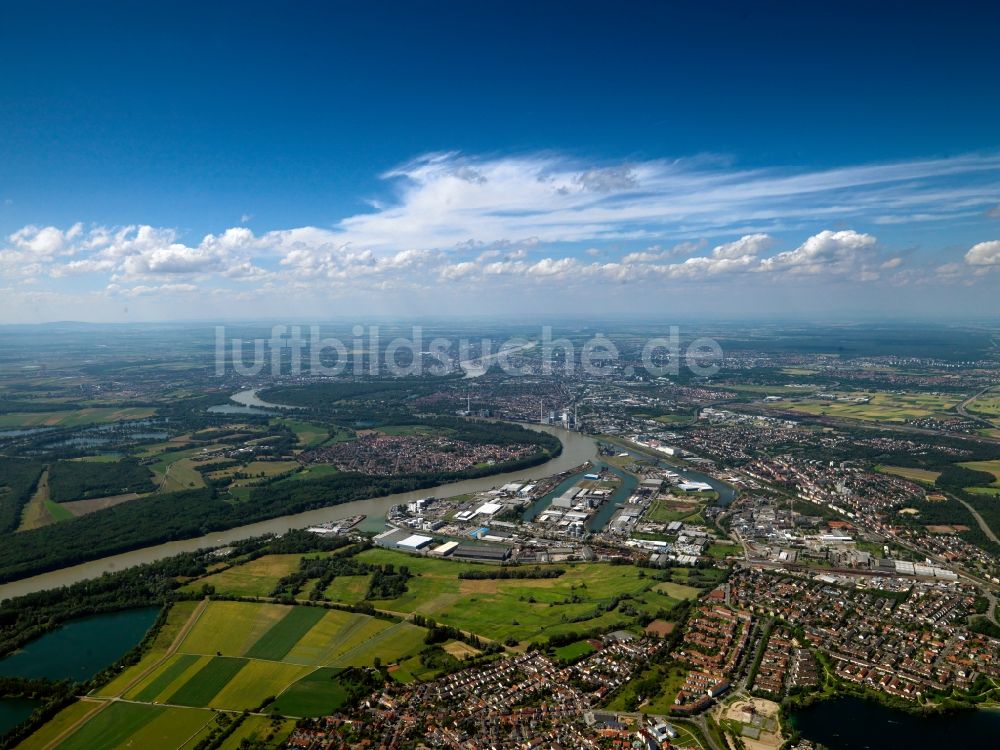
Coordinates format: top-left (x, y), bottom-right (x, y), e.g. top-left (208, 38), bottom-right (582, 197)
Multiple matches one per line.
top-left (965, 240), bottom-right (1000, 266)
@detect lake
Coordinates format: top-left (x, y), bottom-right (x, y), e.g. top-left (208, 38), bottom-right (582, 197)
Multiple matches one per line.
top-left (0, 607), bottom-right (160, 682)
top-left (791, 696), bottom-right (1000, 748)
top-left (0, 698), bottom-right (40, 736)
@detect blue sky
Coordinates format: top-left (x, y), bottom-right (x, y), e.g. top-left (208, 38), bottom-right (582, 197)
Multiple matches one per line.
top-left (1, 0), bottom-right (998, 322)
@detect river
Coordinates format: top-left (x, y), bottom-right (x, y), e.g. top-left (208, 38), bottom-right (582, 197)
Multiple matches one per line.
top-left (206, 387), bottom-right (302, 416)
top-left (607, 443), bottom-right (737, 506)
top-left (791, 696), bottom-right (1000, 748)
top-left (230, 388), bottom-right (303, 409)
top-left (0, 422), bottom-right (598, 601)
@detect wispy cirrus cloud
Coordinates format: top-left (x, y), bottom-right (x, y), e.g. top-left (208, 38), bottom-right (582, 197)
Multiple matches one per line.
top-left (330, 150), bottom-right (1000, 251)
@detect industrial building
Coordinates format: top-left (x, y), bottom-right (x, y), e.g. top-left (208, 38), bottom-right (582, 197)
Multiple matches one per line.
top-left (451, 544), bottom-right (511, 562)
top-left (398, 534), bottom-right (434, 550)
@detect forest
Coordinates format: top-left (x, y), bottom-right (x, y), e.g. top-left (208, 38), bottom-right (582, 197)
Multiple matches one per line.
top-left (48, 458), bottom-right (156, 501)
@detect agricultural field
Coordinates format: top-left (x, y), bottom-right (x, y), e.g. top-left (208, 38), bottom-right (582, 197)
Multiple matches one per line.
top-left (269, 667), bottom-right (352, 716)
top-left (33, 598), bottom-right (433, 749)
top-left (13, 700), bottom-right (98, 750)
top-left (375, 424), bottom-right (453, 437)
top-left (276, 463), bottom-right (340, 483)
top-left (778, 391), bottom-right (961, 423)
top-left (95, 600), bottom-right (199, 697)
top-left (49, 703), bottom-right (215, 750)
top-left (324, 571), bottom-right (372, 602)
top-left (244, 607), bottom-right (327, 660)
top-left (553, 640), bottom-right (596, 662)
top-left (966, 389), bottom-right (1000, 419)
top-left (17, 469), bottom-right (74, 531)
top-left (147, 448), bottom-right (209, 492)
top-left (182, 546), bottom-right (702, 645)
top-left (279, 418), bottom-right (354, 448)
top-left (206, 460), bottom-right (300, 485)
top-left (653, 581), bottom-right (703, 599)
top-left (180, 554), bottom-right (320, 598)
top-left (279, 418), bottom-right (332, 448)
top-left (651, 413), bottom-right (695, 425)
top-left (876, 465), bottom-right (942, 484)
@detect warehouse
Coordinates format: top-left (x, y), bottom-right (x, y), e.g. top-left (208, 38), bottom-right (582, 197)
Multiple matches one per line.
top-left (429, 540), bottom-right (460, 556)
top-left (452, 544), bottom-right (511, 562)
top-left (398, 534), bottom-right (434, 550)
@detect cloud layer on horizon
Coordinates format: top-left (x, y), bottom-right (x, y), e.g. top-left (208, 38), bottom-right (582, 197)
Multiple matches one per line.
top-left (1, 150), bottom-right (998, 318)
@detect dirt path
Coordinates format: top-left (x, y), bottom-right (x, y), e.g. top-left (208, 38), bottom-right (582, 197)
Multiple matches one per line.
top-left (37, 598), bottom-right (209, 750)
top-left (61, 492), bottom-right (141, 517)
top-left (113, 597), bottom-right (209, 698)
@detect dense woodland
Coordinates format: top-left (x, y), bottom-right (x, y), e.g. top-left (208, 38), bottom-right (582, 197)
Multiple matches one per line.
top-left (262, 375), bottom-right (462, 409)
top-left (48, 458), bottom-right (156, 502)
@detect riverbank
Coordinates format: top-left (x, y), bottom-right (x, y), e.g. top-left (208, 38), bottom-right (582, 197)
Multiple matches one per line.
top-left (0, 424), bottom-right (597, 601)
top-left (598, 435), bottom-right (737, 506)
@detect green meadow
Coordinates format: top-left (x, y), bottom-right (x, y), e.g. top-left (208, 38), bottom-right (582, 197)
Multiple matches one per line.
top-left (347, 549), bottom-right (699, 642)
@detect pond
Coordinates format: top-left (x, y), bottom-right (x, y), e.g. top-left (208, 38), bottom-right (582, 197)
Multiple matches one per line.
top-left (0, 607), bottom-right (160, 682)
top-left (0, 428), bottom-right (54, 438)
top-left (791, 696), bottom-right (1000, 748)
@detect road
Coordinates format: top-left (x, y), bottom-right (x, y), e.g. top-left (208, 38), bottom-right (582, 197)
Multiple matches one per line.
top-left (956, 386), bottom-right (998, 430)
top-left (613, 710), bottom-right (726, 750)
top-left (953, 493), bottom-right (1000, 545)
